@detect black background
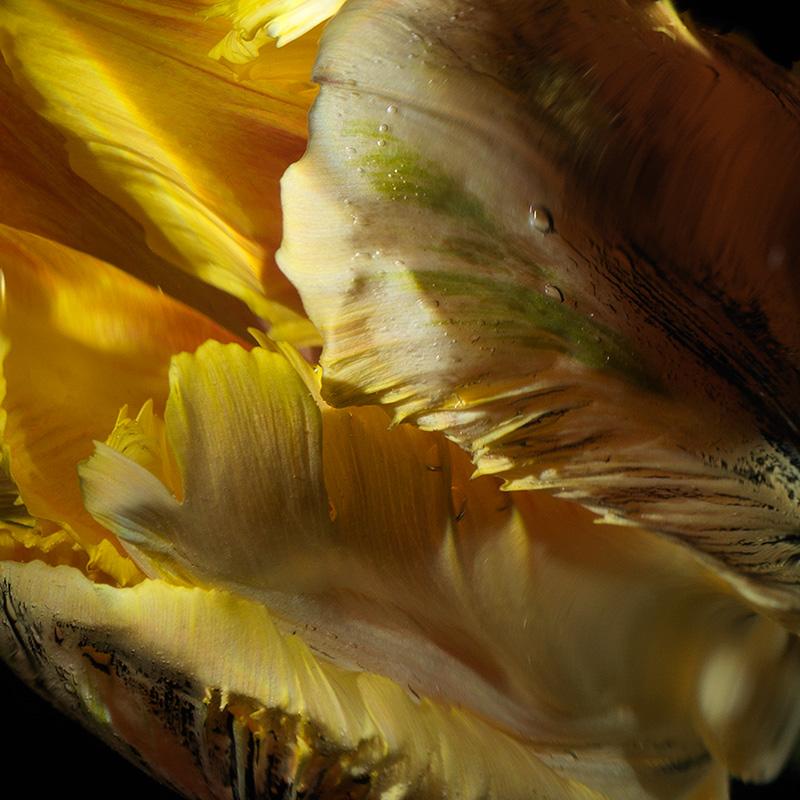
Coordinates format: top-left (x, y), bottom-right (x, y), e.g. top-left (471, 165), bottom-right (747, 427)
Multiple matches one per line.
top-left (2, 2), bottom-right (799, 797)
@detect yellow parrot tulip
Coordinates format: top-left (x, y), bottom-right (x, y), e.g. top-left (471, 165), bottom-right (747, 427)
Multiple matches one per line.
top-left (1, 1), bottom-right (799, 798)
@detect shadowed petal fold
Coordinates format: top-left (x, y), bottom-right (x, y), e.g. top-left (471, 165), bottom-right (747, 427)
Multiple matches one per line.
top-left (0, 560), bottom-right (608, 800)
top-left (0, 57), bottom-right (255, 338)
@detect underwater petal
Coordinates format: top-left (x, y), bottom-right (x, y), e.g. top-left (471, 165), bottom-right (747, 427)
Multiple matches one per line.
top-left (0, 225), bottom-right (241, 562)
top-left (278, 0), bottom-right (800, 614)
top-left (0, 0), bottom-right (318, 342)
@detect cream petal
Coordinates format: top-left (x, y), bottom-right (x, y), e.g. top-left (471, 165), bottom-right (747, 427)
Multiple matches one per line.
top-left (78, 341), bottom-right (800, 792)
top-left (80, 342), bottom-right (331, 591)
top-left (0, 0), bottom-right (318, 343)
top-left (278, 0), bottom-right (800, 611)
top-left (0, 560), bottom-right (605, 800)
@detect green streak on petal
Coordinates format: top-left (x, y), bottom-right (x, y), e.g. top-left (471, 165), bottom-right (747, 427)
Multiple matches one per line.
top-left (412, 270), bottom-right (656, 387)
top-left (430, 237), bottom-right (506, 265)
top-left (347, 128), bottom-right (652, 385)
top-left (353, 135), bottom-right (497, 234)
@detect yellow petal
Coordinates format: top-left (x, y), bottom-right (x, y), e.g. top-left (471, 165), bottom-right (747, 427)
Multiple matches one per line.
top-left (79, 340), bottom-right (800, 791)
top-left (0, 58), bottom-right (255, 339)
top-left (0, 225), bottom-right (241, 563)
top-left (82, 341), bottom-right (330, 589)
top-left (278, 0), bottom-right (800, 611)
top-left (0, 560), bottom-right (608, 800)
top-left (0, 0), bottom-right (318, 343)
top-left (208, 0), bottom-right (347, 60)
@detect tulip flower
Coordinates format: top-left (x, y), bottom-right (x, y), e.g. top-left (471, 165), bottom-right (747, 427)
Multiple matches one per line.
top-left (1, 1), bottom-right (799, 799)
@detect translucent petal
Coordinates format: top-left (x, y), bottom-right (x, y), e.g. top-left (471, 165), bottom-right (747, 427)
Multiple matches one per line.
top-left (208, 0), bottom-right (347, 60)
top-left (0, 57), bottom-right (255, 338)
top-left (0, 0), bottom-right (319, 343)
top-left (0, 225), bottom-right (241, 562)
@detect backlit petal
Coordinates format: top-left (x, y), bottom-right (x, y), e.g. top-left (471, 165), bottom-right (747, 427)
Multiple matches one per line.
top-left (278, 0), bottom-right (800, 613)
top-left (0, 58), bottom-right (255, 338)
top-left (208, 0), bottom-right (347, 60)
top-left (0, 225), bottom-right (241, 565)
top-left (0, 0), bottom-right (318, 343)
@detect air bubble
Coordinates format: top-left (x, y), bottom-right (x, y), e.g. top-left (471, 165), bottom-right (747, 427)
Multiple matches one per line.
top-left (386, 104), bottom-right (398, 114)
top-left (376, 139), bottom-right (387, 147)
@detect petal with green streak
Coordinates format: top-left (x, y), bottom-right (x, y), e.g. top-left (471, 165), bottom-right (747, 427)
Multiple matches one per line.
top-left (278, 0), bottom-right (800, 611)
top-left (0, 0), bottom-right (318, 344)
top-left (0, 224), bottom-right (241, 573)
top-left (78, 341), bottom-right (800, 792)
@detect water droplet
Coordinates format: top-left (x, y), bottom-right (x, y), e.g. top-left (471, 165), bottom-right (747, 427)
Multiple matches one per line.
top-left (345, 145), bottom-right (356, 155)
top-left (376, 139), bottom-right (386, 147)
top-left (356, 166), bottom-right (365, 174)
top-left (544, 283), bottom-right (564, 302)
top-left (377, 123), bottom-right (389, 133)
top-left (386, 104), bottom-right (398, 114)
top-left (528, 204), bottom-right (553, 233)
